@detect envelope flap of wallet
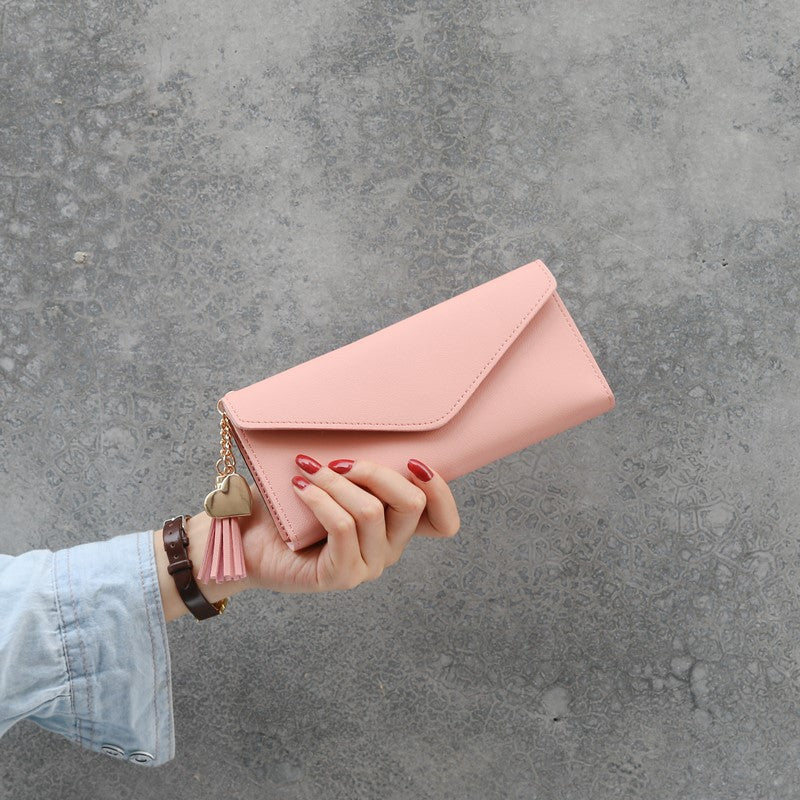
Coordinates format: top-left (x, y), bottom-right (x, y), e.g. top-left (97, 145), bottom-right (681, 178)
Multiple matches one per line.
top-left (221, 259), bottom-right (557, 432)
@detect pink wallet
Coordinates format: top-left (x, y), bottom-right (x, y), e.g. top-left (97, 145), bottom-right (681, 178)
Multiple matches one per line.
top-left (219, 258), bottom-right (615, 551)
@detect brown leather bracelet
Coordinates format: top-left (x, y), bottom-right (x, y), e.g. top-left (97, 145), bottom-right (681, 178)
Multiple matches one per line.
top-left (162, 514), bottom-right (229, 621)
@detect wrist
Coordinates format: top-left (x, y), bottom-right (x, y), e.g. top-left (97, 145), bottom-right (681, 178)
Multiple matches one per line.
top-left (153, 510), bottom-right (253, 622)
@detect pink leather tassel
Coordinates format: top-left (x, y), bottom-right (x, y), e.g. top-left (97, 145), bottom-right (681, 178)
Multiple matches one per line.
top-left (197, 515), bottom-right (247, 584)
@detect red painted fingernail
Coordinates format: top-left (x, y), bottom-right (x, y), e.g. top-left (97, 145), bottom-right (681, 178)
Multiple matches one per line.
top-left (328, 459), bottom-right (354, 474)
top-left (407, 458), bottom-right (433, 482)
top-left (296, 453), bottom-right (321, 473)
top-left (292, 475), bottom-right (310, 490)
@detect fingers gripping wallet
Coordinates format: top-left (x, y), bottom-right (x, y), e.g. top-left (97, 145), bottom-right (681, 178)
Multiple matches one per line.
top-left (217, 259), bottom-right (615, 552)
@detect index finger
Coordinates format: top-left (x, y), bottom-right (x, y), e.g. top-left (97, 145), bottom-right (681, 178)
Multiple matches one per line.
top-left (405, 458), bottom-right (461, 538)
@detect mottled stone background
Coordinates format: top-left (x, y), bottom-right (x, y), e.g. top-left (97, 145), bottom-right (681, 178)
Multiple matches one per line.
top-left (2, 0), bottom-right (799, 797)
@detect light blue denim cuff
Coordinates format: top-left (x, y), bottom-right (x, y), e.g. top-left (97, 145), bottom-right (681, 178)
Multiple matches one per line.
top-left (43, 529), bottom-right (175, 767)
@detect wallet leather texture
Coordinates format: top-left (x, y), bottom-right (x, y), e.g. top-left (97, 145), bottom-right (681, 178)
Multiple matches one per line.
top-left (220, 259), bottom-right (615, 551)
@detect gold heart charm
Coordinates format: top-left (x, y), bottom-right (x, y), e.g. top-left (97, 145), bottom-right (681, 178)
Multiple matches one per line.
top-left (204, 472), bottom-right (252, 518)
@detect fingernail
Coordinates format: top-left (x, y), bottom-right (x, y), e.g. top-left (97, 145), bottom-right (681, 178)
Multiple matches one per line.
top-left (329, 458), bottom-right (354, 474)
top-left (292, 475), bottom-right (310, 490)
top-left (296, 453), bottom-right (321, 474)
top-left (407, 458), bottom-right (433, 482)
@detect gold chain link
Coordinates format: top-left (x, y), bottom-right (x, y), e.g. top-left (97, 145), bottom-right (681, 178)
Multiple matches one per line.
top-left (214, 407), bottom-right (238, 479)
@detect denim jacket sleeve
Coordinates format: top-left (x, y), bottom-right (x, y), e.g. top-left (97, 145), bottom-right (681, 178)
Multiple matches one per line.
top-left (0, 529), bottom-right (175, 767)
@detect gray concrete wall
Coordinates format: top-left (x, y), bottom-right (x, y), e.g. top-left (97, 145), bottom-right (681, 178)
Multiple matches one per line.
top-left (2, 1), bottom-right (799, 797)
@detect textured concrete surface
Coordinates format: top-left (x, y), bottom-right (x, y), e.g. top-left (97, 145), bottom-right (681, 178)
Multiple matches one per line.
top-left (2, 0), bottom-right (799, 797)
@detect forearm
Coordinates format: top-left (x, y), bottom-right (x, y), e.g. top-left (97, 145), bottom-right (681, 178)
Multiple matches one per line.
top-left (152, 510), bottom-right (253, 622)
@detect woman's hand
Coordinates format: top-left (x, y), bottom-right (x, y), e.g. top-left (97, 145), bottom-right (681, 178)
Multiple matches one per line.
top-left (239, 454), bottom-right (460, 594)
